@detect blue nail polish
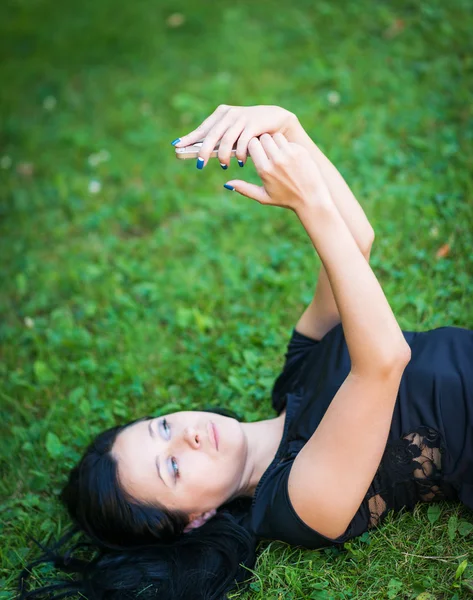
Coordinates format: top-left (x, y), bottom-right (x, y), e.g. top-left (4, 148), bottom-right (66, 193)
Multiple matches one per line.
top-left (238, 160), bottom-right (244, 167)
top-left (220, 163), bottom-right (228, 170)
top-left (223, 184), bottom-right (235, 191)
top-left (171, 138), bottom-right (181, 146)
top-left (197, 158), bottom-right (205, 170)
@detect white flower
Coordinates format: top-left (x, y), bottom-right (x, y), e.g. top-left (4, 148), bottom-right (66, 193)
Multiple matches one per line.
top-left (98, 149), bottom-right (110, 162)
top-left (327, 91), bottom-right (341, 106)
top-left (0, 156), bottom-right (12, 169)
top-left (43, 96), bottom-right (57, 111)
top-left (88, 149), bottom-right (110, 167)
top-left (24, 317), bottom-right (35, 328)
top-left (88, 179), bottom-right (102, 194)
top-left (88, 154), bottom-right (101, 167)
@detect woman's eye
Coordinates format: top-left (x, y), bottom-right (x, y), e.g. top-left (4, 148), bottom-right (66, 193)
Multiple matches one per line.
top-left (160, 420), bottom-right (178, 479)
top-left (161, 418), bottom-right (170, 437)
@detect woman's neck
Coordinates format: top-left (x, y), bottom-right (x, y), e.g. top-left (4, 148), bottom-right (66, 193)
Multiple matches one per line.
top-left (237, 411), bottom-right (286, 498)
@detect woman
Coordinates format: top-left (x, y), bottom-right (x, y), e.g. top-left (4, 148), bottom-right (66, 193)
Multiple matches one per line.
top-left (19, 106), bottom-right (473, 600)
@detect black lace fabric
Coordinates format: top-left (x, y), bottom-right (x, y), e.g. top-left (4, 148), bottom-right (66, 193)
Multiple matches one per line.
top-left (365, 426), bottom-right (457, 529)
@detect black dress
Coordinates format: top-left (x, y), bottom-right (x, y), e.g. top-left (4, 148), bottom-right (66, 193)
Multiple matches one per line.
top-left (249, 322), bottom-right (473, 548)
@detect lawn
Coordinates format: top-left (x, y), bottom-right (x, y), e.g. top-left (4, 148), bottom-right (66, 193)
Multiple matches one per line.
top-left (1, 0), bottom-right (473, 598)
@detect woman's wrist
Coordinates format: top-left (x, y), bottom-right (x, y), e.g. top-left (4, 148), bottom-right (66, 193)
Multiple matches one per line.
top-left (285, 114), bottom-right (375, 250)
top-left (296, 195), bottom-right (337, 224)
top-left (284, 114), bottom-right (314, 147)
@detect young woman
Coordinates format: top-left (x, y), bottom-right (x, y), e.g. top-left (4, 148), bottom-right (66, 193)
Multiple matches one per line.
top-left (19, 106), bottom-right (473, 600)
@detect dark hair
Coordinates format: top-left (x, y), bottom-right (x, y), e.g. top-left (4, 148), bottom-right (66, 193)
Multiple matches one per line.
top-left (18, 408), bottom-right (258, 599)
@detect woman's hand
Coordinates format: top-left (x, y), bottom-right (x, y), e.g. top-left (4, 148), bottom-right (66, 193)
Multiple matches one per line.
top-left (172, 105), bottom-right (296, 168)
top-left (225, 133), bottom-right (333, 215)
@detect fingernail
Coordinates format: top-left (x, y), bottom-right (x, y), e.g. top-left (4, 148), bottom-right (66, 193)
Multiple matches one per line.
top-left (197, 158), bottom-right (205, 170)
top-left (223, 184), bottom-right (235, 191)
top-left (171, 138), bottom-right (181, 146)
top-left (220, 163), bottom-right (228, 170)
top-left (238, 160), bottom-right (244, 168)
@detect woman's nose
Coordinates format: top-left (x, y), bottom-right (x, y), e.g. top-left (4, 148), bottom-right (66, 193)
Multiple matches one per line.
top-left (184, 427), bottom-right (200, 449)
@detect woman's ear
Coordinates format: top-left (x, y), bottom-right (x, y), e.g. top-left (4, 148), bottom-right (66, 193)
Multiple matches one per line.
top-left (183, 509), bottom-right (217, 533)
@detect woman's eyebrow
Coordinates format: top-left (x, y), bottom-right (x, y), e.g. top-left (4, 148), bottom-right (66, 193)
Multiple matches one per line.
top-left (156, 456), bottom-right (168, 488)
top-left (148, 420), bottom-right (169, 488)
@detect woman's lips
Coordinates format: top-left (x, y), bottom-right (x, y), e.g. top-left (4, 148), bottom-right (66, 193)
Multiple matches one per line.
top-left (209, 421), bottom-right (219, 451)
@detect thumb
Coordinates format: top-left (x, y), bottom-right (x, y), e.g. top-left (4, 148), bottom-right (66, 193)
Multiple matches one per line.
top-left (224, 180), bottom-right (271, 205)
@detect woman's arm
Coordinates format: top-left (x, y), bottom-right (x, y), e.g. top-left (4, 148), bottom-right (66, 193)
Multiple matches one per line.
top-left (294, 190), bottom-right (410, 374)
top-left (227, 134), bottom-right (410, 368)
top-left (285, 115), bottom-right (376, 340)
top-left (286, 114), bottom-right (375, 245)
top-left (289, 202), bottom-right (410, 538)
top-left (229, 134), bottom-right (411, 538)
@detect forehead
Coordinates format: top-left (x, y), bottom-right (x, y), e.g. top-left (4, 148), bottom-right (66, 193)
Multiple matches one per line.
top-left (112, 418), bottom-right (166, 501)
top-left (113, 418), bottom-right (154, 465)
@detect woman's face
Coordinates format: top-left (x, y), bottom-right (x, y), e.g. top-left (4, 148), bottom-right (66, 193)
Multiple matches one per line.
top-left (112, 411), bottom-right (248, 520)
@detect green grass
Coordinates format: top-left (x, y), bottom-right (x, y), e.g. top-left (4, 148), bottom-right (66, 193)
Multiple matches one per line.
top-left (1, 0), bottom-right (473, 597)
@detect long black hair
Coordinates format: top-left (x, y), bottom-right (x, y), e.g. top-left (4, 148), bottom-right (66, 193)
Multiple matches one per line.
top-left (17, 408), bottom-right (258, 599)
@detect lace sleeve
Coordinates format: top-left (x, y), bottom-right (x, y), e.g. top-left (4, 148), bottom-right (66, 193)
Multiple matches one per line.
top-left (365, 426), bottom-right (457, 528)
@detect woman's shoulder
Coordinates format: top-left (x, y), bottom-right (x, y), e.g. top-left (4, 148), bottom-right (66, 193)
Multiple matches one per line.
top-left (271, 322), bottom-right (345, 415)
top-left (249, 452), bottom-right (366, 549)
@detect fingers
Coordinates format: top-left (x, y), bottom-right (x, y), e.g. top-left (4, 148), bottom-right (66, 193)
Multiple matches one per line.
top-left (259, 132), bottom-right (282, 157)
top-left (235, 129), bottom-right (255, 167)
top-left (172, 104), bottom-right (231, 148)
top-left (247, 137), bottom-right (271, 173)
top-left (217, 119), bottom-right (246, 168)
top-left (235, 133), bottom-right (287, 168)
top-left (272, 132), bottom-right (290, 149)
top-left (223, 180), bottom-right (272, 205)
top-left (197, 117), bottom-right (236, 168)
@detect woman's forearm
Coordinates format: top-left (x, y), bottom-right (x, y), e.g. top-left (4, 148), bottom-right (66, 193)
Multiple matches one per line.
top-left (296, 202), bottom-right (410, 373)
top-left (287, 115), bottom-right (375, 249)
